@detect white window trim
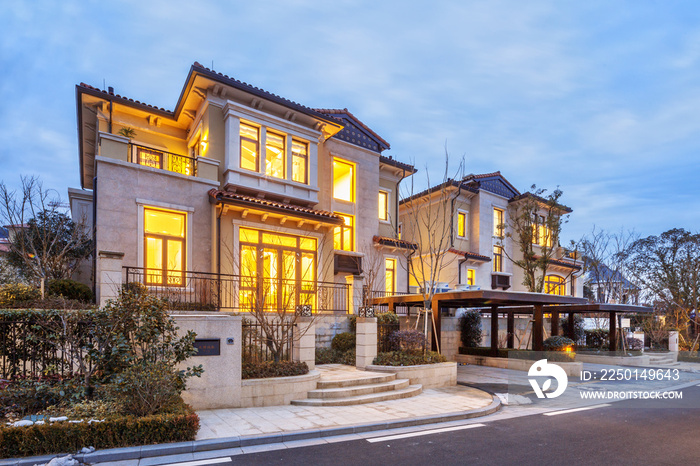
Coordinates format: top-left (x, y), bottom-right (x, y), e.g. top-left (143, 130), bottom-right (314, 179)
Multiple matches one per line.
top-left (384, 254), bottom-right (399, 294)
top-left (457, 209), bottom-right (469, 238)
top-left (378, 188), bottom-right (391, 223)
top-left (332, 156), bottom-right (356, 205)
top-left (492, 205), bottom-right (506, 240)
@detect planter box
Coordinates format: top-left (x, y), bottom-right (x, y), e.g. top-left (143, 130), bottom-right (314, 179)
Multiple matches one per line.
top-left (241, 370), bottom-right (320, 407)
top-left (365, 362), bottom-right (457, 389)
top-left (455, 354), bottom-right (582, 377)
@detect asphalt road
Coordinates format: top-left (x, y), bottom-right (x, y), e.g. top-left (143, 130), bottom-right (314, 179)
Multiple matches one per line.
top-left (216, 385), bottom-right (700, 466)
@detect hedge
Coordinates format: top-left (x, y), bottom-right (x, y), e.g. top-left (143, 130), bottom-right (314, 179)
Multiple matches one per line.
top-left (372, 350), bottom-right (446, 366)
top-left (0, 407), bottom-right (199, 458)
top-left (242, 361), bottom-right (309, 379)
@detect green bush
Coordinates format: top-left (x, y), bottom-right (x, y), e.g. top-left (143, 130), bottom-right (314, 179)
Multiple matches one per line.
top-left (348, 311), bottom-right (398, 333)
top-left (315, 347), bottom-right (355, 365)
top-left (561, 314), bottom-right (585, 343)
top-left (242, 361), bottom-right (309, 379)
top-left (543, 336), bottom-right (575, 351)
top-left (585, 329), bottom-right (609, 349)
top-left (458, 310), bottom-right (482, 348)
top-left (388, 330), bottom-right (426, 352)
top-left (104, 361), bottom-right (181, 417)
top-left (373, 350), bottom-right (447, 366)
top-left (0, 376), bottom-right (86, 418)
top-left (331, 332), bottom-right (356, 352)
top-left (0, 403), bottom-right (199, 458)
top-left (0, 283), bottom-right (40, 307)
top-left (47, 279), bottom-right (93, 303)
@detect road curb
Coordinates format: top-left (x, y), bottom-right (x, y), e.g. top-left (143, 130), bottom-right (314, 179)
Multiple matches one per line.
top-left (2, 397), bottom-right (501, 465)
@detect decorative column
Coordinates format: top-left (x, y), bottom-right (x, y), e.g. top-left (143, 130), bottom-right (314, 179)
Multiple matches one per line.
top-left (97, 250), bottom-right (124, 307)
top-left (345, 274), bottom-right (364, 314)
top-left (356, 316), bottom-right (377, 370)
top-left (669, 331), bottom-right (679, 352)
top-left (293, 316), bottom-right (316, 370)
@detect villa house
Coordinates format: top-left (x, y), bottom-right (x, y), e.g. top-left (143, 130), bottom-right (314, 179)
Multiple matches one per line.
top-left (398, 171), bottom-right (584, 297)
top-left (69, 62), bottom-right (415, 316)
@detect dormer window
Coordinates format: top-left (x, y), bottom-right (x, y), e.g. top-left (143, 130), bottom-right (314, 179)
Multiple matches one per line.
top-left (265, 131), bottom-right (285, 179)
top-left (240, 123), bottom-right (259, 171)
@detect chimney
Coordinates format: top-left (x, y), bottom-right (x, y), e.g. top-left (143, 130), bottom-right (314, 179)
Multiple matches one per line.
top-left (108, 86), bottom-right (114, 94)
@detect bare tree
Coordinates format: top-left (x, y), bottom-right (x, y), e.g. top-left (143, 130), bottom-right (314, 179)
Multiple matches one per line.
top-left (499, 186), bottom-right (572, 293)
top-left (0, 176), bottom-right (91, 283)
top-left (400, 152), bottom-right (466, 351)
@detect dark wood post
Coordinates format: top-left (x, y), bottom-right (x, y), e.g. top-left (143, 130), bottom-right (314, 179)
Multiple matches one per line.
top-left (430, 297), bottom-right (442, 352)
top-left (609, 311), bottom-right (617, 352)
top-left (533, 304), bottom-right (544, 351)
top-left (551, 311), bottom-right (559, 337)
top-left (568, 313), bottom-right (576, 341)
top-left (507, 312), bottom-right (515, 349)
top-left (491, 304), bottom-right (499, 355)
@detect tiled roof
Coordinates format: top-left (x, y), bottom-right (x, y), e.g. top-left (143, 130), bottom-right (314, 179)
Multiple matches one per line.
top-left (448, 248), bottom-right (492, 262)
top-left (209, 189), bottom-right (343, 224)
top-left (78, 82), bottom-right (174, 114)
top-left (314, 108), bottom-right (390, 151)
top-left (373, 235), bottom-right (418, 250)
top-left (463, 171), bottom-right (521, 198)
top-left (537, 256), bottom-right (582, 271)
top-left (379, 155), bottom-right (416, 173)
top-left (400, 179), bottom-right (479, 205)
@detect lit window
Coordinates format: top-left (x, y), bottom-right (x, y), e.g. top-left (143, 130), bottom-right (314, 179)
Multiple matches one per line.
top-left (240, 123), bottom-right (259, 171)
top-left (532, 214), bottom-right (553, 247)
top-left (457, 212), bottom-right (466, 238)
top-left (466, 268), bottom-right (475, 286)
top-left (333, 159), bottom-right (354, 202)
top-left (333, 213), bottom-right (354, 251)
top-left (545, 275), bottom-right (566, 295)
top-left (397, 223), bottom-right (402, 239)
top-left (265, 131), bottom-right (285, 179)
top-left (493, 208), bottom-right (504, 238)
top-left (292, 139), bottom-right (308, 184)
top-left (378, 191), bottom-right (388, 221)
top-left (136, 147), bottom-right (163, 169)
top-left (385, 258), bottom-right (396, 295)
top-left (144, 208), bottom-right (186, 286)
top-left (493, 245), bottom-right (503, 273)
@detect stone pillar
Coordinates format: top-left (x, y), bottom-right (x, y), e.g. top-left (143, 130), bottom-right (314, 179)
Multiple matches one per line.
top-left (633, 331), bottom-right (645, 352)
top-left (669, 331), bottom-right (679, 352)
top-left (345, 274), bottom-right (364, 314)
top-left (356, 317), bottom-right (377, 369)
top-left (97, 250), bottom-right (124, 307)
top-left (293, 317), bottom-right (316, 370)
top-left (174, 314), bottom-right (242, 410)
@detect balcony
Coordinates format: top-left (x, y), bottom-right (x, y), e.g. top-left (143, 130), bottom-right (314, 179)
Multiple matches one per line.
top-left (129, 143), bottom-right (196, 177)
top-left (124, 267), bottom-right (350, 313)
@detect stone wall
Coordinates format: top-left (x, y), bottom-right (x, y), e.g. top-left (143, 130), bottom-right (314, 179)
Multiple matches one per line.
top-left (240, 371), bottom-right (320, 407)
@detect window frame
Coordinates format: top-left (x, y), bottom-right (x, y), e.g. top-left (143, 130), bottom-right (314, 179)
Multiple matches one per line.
top-left (239, 122), bottom-right (260, 172)
top-left (385, 258), bottom-right (396, 295)
top-left (332, 158), bottom-right (355, 203)
top-left (291, 138), bottom-right (309, 184)
top-left (493, 208), bottom-right (505, 238)
top-left (457, 210), bottom-right (467, 238)
top-left (492, 245), bottom-right (503, 273)
top-left (334, 213), bottom-right (355, 251)
top-left (265, 130), bottom-right (286, 179)
top-left (143, 207), bottom-right (187, 287)
top-left (545, 274), bottom-right (566, 296)
top-left (378, 190), bottom-right (389, 221)
top-left (466, 268), bottom-right (475, 286)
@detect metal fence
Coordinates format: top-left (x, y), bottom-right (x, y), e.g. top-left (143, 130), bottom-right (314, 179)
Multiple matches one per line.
top-left (124, 267), bottom-right (350, 313)
top-left (377, 321), bottom-right (400, 353)
top-left (0, 319), bottom-right (95, 379)
top-left (242, 319), bottom-right (295, 363)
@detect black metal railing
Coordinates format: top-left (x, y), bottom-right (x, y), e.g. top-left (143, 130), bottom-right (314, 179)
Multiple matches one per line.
top-left (242, 319), bottom-right (294, 363)
top-left (377, 321), bottom-right (400, 353)
top-left (124, 267), bottom-right (350, 313)
top-left (0, 319), bottom-right (95, 379)
top-left (129, 143), bottom-right (197, 177)
top-left (365, 288), bottom-right (410, 315)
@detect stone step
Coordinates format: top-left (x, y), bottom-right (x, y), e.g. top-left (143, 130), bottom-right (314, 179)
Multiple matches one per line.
top-left (291, 385), bottom-right (423, 406)
top-left (316, 372), bottom-right (396, 389)
top-left (308, 379), bottom-right (410, 399)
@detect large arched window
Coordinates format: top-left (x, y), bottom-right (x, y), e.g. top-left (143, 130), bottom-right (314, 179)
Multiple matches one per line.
top-left (545, 275), bottom-right (566, 296)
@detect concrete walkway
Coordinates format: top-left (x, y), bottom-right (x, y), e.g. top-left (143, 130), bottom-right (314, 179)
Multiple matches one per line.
top-left (197, 365), bottom-right (493, 439)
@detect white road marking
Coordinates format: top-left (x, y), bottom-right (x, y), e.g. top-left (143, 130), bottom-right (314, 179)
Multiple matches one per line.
top-left (162, 458), bottom-right (232, 466)
top-left (543, 404), bottom-right (611, 416)
top-left (366, 423), bottom-right (486, 443)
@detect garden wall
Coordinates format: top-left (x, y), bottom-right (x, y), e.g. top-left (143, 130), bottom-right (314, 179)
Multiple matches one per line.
top-left (241, 371), bottom-right (320, 407)
top-left (366, 362), bottom-right (457, 389)
top-left (455, 354), bottom-right (582, 377)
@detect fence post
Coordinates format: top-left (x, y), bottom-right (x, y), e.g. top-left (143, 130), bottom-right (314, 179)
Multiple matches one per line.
top-left (345, 275), bottom-right (364, 313)
top-left (669, 331), bottom-right (679, 352)
top-left (97, 250), bottom-right (124, 307)
top-left (293, 317), bottom-right (316, 370)
top-left (356, 317), bottom-right (377, 369)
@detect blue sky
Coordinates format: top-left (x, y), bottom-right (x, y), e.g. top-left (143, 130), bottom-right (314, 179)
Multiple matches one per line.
top-left (2, 1), bottom-right (700, 244)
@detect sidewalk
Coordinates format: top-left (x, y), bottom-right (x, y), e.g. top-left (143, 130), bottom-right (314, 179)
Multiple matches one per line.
top-left (1, 366), bottom-right (499, 466)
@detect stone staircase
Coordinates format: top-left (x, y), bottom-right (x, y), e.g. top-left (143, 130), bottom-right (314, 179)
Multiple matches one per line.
top-left (647, 353), bottom-right (679, 366)
top-left (291, 369), bottom-right (422, 406)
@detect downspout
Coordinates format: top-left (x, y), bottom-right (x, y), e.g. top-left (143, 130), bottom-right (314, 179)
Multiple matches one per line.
top-left (458, 258), bottom-right (466, 284)
top-left (395, 167), bottom-right (410, 292)
top-left (108, 99), bottom-right (113, 134)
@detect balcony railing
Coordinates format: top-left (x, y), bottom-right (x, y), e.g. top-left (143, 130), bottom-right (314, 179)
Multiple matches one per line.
top-left (124, 267), bottom-right (350, 313)
top-left (129, 143), bottom-right (197, 177)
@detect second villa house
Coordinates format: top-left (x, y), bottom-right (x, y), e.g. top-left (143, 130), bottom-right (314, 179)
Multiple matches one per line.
top-left (70, 62), bottom-right (416, 312)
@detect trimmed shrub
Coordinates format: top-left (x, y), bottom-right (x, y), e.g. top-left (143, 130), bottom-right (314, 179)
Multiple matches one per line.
top-left (458, 310), bottom-right (482, 348)
top-left (388, 330), bottom-right (426, 352)
top-left (0, 403), bottom-right (199, 458)
top-left (377, 311), bottom-right (399, 325)
top-left (0, 283), bottom-right (40, 307)
top-left (242, 361), bottom-right (309, 379)
top-left (0, 376), bottom-right (86, 418)
top-left (331, 332), bottom-right (356, 352)
top-left (585, 329), bottom-right (609, 349)
top-left (315, 347), bottom-right (355, 365)
top-left (543, 336), bottom-right (575, 351)
top-left (626, 337), bottom-right (643, 351)
top-left (104, 361), bottom-right (181, 417)
top-left (373, 350), bottom-right (447, 366)
top-left (47, 279), bottom-right (93, 303)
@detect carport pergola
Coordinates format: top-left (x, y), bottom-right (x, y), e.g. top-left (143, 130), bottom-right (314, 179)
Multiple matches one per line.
top-left (369, 290), bottom-right (651, 353)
